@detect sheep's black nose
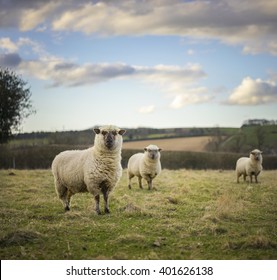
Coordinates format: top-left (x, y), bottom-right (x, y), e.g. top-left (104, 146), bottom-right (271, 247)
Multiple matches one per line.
top-left (105, 134), bottom-right (114, 148)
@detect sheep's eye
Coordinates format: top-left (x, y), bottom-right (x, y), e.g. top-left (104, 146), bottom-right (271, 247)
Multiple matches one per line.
top-left (102, 131), bottom-right (108, 136)
top-left (112, 130), bottom-right (117, 136)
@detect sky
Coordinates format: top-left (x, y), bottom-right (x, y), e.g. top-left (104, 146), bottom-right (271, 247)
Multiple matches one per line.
top-left (0, 0), bottom-right (277, 132)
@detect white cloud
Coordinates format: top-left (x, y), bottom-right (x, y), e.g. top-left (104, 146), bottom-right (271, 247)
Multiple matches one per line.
top-left (1, 0), bottom-right (276, 55)
top-left (19, 2), bottom-right (61, 31)
top-left (0, 37), bottom-right (47, 57)
top-left (135, 64), bottom-right (206, 95)
top-left (2, 37), bottom-right (211, 107)
top-left (0, 38), bottom-right (18, 52)
top-left (0, 37), bottom-right (50, 68)
top-left (51, 0), bottom-right (277, 55)
top-left (227, 77), bottom-right (277, 105)
top-left (138, 105), bottom-right (156, 114)
top-left (17, 37), bottom-right (48, 57)
top-left (0, 37), bottom-right (210, 107)
top-left (170, 87), bottom-right (212, 108)
top-left (17, 55), bottom-right (211, 106)
top-left (16, 51), bottom-right (206, 90)
top-left (19, 60), bottom-right (135, 86)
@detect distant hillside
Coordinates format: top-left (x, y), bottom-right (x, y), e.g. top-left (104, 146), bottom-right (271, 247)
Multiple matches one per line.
top-left (11, 126), bottom-right (236, 146)
top-left (123, 125), bottom-right (277, 154)
top-left (6, 123), bottom-right (277, 155)
top-left (2, 122), bottom-right (277, 170)
top-left (217, 125), bottom-right (277, 154)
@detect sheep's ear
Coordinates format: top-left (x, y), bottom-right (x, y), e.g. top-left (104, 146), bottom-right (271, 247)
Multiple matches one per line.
top-left (260, 151), bottom-right (263, 154)
top-left (144, 148), bottom-right (147, 152)
top-left (118, 129), bottom-right (126, 135)
top-left (250, 151), bottom-right (255, 155)
top-left (158, 148), bottom-right (162, 152)
top-left (94, 128), bottom-right (101, 134)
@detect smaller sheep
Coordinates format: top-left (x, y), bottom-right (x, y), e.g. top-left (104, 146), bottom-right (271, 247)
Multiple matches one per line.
top-left (127, 144), bottom-right (162, 190)
top-left (236, 149), bottom-right (263, 183)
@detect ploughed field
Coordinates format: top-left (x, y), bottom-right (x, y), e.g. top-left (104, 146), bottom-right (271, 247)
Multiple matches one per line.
top-left (0, 169), bottom-right (276, 259)
top-left (123, 136), bottom-right (211, 152)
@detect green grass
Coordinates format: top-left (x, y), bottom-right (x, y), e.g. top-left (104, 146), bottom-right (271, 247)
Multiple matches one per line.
top-left (0, 169), bottom-right (276, 260)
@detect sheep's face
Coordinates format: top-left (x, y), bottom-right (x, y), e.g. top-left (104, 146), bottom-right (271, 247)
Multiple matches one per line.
top-left (94, 126), bottom-right (126, 151)
top-left (144, 145), bottom-right (162, 160)
top-left (250, 149), bottom-right (263, 162)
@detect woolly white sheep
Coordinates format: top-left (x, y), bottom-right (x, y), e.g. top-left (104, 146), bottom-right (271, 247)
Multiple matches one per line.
top-left (127, 144), bottom-right (162, 190)
top-left (51, 125), bottom-right (126, 214)
top-left (236, 149), bottom-right (263, 183)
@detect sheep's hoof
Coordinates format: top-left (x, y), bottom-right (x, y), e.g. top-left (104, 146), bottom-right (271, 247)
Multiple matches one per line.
top-left (105, 208), bottom-right (110, 214)
top-left (128, 185), bottom-right (131, 189)
top-left (64, 206), bottom-right (70, 211)
top-left (96, 210), bottom-right (101, 215)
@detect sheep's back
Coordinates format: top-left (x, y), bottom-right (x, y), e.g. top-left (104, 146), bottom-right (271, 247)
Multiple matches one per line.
top-left (128, 153), bottom-right (144, 174)
top-left (52, 149), bottom-right (90, 185)
top-left (236, 157), bottom-right (249, 173)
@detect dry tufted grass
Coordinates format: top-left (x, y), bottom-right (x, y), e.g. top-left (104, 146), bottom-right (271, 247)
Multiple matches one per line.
top-left (0, 169), bottom-right (276, 259)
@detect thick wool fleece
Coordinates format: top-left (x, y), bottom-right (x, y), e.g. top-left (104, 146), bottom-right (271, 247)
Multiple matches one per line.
top-left (52, 125), bottom-right (125, 214)
top-left (127, 144), bottom-right (161, 190)
top-left (236, 149), bottom-right (263, 183)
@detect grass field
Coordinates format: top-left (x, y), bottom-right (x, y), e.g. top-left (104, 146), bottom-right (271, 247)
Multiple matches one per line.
top-left (0, 169), bottom-right (276, 260)
top-left (123, 136), bottom-right (212, 151)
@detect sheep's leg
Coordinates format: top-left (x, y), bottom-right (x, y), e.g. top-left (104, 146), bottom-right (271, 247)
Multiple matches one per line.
top-left (255, 171), bottom-right (260, 183)
top-left (61, 194), bottom-right (70, 211)
top-left (250, 174), bottom-right (253, 183)
top-left (63, 190), bottom-right (73, 211)
top-left (255, 175), bottom-right (258, 183)
top-left (147, 178), bottom-right (152, 190)
top-left (138, 176), bottom-right (143, 189)
top-left (128, 173), bottom-right (134, 189)
top-left (103, 191), bottom-right (110, 214)
top-left (99, 181), bottom-right (110, 214)
top-left (95, 195), bottom-right (101, 215)
top-left (243, 174), bottom-right (246, 182)
top-left (55, 181), bottom-right (71, 211)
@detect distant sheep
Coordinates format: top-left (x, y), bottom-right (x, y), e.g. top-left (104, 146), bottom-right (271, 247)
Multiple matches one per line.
top-left (127, 144), bottom-right (162, 190)
top-left (51, 125), bottom-right (126, 214)
top-left (236, 149), bottom-right (263, 183)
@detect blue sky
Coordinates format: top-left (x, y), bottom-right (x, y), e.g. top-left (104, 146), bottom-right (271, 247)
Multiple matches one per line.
top-left (1, 0), bottom-right (277, 132)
